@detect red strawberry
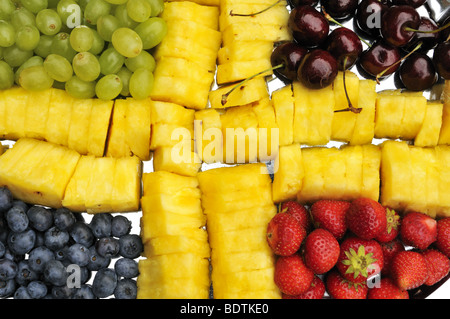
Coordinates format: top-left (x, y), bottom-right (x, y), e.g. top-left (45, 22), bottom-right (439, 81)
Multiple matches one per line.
top-left (337, 237), bottom-right (384, 283)
top-left (390, 250), bottom-right (428, 291)
top-left (436, 217), bottom-right (450, 258)
top-left (274, 254), bottom-right (315, 296)
top-left (266, 212), bottom-right (306, 256)
top-left (310, 199), bottom-right (350, 240)
top-left (303, 228), bottom-right (340, 274)
top-left (282, 275), bottom-right (325, 299)
top-left (280, 200), bottom-right (311, 231)
top-left (379, 239), bottom-right (405, 276)
top-left (400, 212), bottom-right (437, 250)
top-left (367, 277), bottom-right (409, 299)
top-left (421, 249), bottom-right (450, 286)
top-left (326, 269), bottom-right (368, 299)
top-left (375, 207), bottom-right (401, 243)
top-left (346, 197), bottom-right (387, 240)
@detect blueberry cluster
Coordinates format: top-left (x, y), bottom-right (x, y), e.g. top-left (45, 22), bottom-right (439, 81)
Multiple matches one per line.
top-left (0, 187), bottom-right (143, 299)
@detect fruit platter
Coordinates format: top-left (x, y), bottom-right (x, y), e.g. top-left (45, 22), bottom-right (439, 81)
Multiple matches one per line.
top-left (0, 0), bottom-right (449, 301)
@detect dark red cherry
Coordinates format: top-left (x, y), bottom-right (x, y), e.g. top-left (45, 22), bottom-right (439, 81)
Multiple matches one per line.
top-left (356, 0), bottom-right (388, 37)
top-left (325, 27), bottom-right (363, 70)
top-left (288, 0), bottom-right (319, 8)
top-left (399, 52), bottom-right (437, 91)
top-left (381, 5), bottom-right (421, 47)
top-left (359, 40), bottom-right (401, 79)
top-left (433, 41), bottom-right (450, 79)
top-left (321, 0), bottom-right (359, 20)
top-left (270, 42), bottom-right (308, 81)
top-left (405, 17), bottom-right (441, 52)
top-left (288, 5), bottom-right (330, 48)
top-left (438, 14), bottom-right (450, 42)
top-left (297, 49), bottom-right (338, 89)
top-left (389, 0), bottom-right (427, 8)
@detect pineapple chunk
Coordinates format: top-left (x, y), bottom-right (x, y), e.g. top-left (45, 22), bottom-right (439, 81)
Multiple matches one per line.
top-left (4, 86), bottom-right (28, 140)
top-left (350, 79), bottom-right (376, 145)
top-left (162, 1), bottom-right (219, 30)
top-left (361, 144), bottom-right (381, 201)
top-left (153, 146), bottom-right (201, 177)
top-left (67, 98), bottom-right (92, 156)
top-left (106, 99), bottom-right (132, 158)
top-left (211, 250), bottom-right (275, 275)
top-left (151, 100), bottom-right (195, 127)
top-left (414, 101), bottom-right (443, 147)
top-left (46, 88), bottom-right (74, 147)
top-left (124, 98), bottom-right (151, 161)
top-left (208, 226), bottom-right (272, 254)
top-left (272, 84), bottom-right (294, 146)
top-left (322, 147), bottom-right (347, 200)
top-left (217, 40), bottom-right (273, 65)
top-left (400, 92), bottom-right (427, 140)
top-left (25, 89), bottom-right (52, 140)
top-left (154, 56), bottom-right (215, 86)
top-left (137, 279), bottom-right (209, 299)
top-left (341, 145), bottom-right (363, 200)
top-left (253, 98), bottom-right (279, 161)
top-left (87, 98), bottom-right (113, 157)
top-left (142, 234), bottom-right (210, 258)
top-left (0, 138), bottom-right (80, 208)
top-left (194, 109), bottom-right (223, 164)
top-left (406, 147), bottom-right (428, 214)
top-left (435, 146), bottom-right (450, 217)
top-left (221, 22), bottom-right (291, 46)
top-left (374, 90), bottom-right (405, 139)
top-left (220, 289), bottom-right (281, 299)
top-left (85, 157), bottom-right (115, 213)
top-left (297, 147), bottom-right (327, 203)
top-left (216, 59), bottom-right (272, 85)
top-left (141, 192), bottom-right (203, 217)
top-left (142, 171), bottom-right (200, 198)
top-left (422, 147), bottom-right (439, 218)
top-left (110, 156), bottom-right (141, 212)
top-left (272, 144), bottom-right (303, 203)
top-left (0, 90), bottom-right (6, 138)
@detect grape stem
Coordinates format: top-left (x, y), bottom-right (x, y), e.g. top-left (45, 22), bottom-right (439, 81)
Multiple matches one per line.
top-left (221, 64), bottom-right (283, 106)
top-left (230, 0), bottom-right (283, 17)
top-left (334, 56), bottom-right (362, 114)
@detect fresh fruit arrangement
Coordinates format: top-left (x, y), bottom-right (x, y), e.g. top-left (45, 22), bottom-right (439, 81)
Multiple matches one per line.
top-left (268, 198), bottom-right (450, 299)
top-left (0, 186), bottom-right (143, 299)
top-left (0, 0), bottom-right (167, 100)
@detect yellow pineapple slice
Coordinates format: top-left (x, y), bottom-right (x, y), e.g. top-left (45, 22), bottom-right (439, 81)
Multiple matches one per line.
top-left (153, 146), bottom-right (201, 177)
top-left (399, 92), bottom-right (427, 140)
top-left (361, 144), bottom-right (381, 201)
top-left (194, 109), bottom-right (223, 164)
top-left (142, 233), bottom-right (210, 258)
top-left (46, 88), bottom-right (74, 147)
top-left (4, 86), bottom-right (28, 140)
top-left (85, 156), bottom-right (115, 213)
top-left (67, 98), bottom-right (92, 156)
top-left (272, 84), bottom-right (294, 146)
top-left (380, 140), bottom-right (412, 211)
top-left (374, 90), bottom-right (405, 139)
top-left (0, 138), bottom-right (80, 208)
top-left (142, 171), bottom-right (200, 198)
top-left (87, 98), bottom-right (113, 157)
top-left (414, 101), bottom-right (443, 147)
top-left (110, 156), bottom-right (141, 212)
top-left (350, 79), bottom-right (376, 145)
top-left (137, 279), bottom-right (209, 299)
top-left (25, 89), bottom-right (52, 140)
top-left (216, 59), bottom-right (272, 85)
top-left (422, 147), bottom-right (439, 218)
top-left (165, 0), bottom-right (219, 8)
top-left (438, 81), bottom-right (450, 145)
top-left (253, 98), bottom-right (279, 161)
top-left (211, 250), bottom-right (275, 276)
top-left (217, 40), bottom-right (273, 65)
top-left (141, 192), bottom-right (203, 217)
top-left (106, 99), bottom-right (131, 158)
top-left (331, 71), bottom-right (360, 142)
top-left (162, 1), bottom-right (219, 30)
top-left (124, 98), bottom-right (151, 161)
top-left (322, 147), bottom-right (347, 200)
top-left (435, 145), bottom-right (450, 217)
top-left (202, 188), bottom-right (273, 214)
top-left (272, 144), bottom-right (303, 203)
top-left (220, 289), bottom-right (281, 299)
top-left (221, 22), bottom-right (291, 46)
top-left (154, 56), bottom-right (215, 86)
top-left (0, 90), bottom-right (6, 138)
top-left (406, 146), bottom-right (428, 214)
top-left (341, 145), bottom-right (363, 200)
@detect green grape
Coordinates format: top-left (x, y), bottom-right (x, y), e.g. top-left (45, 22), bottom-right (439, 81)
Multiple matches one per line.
top-left (114, 4), bottom-right (138, 29)
top-left (88, 29), bottom-right (105, 55)
top-left (116, 66), bottom-right (132, 96)
top-left (34, 34), bottom-right (53, 58)
top-left (19, 65), bottom-right (54, 91)
top-left (10, 7), bottom-right (36, 29)
top-left (72, 51), bottom-right (101, 82)
top-left (145, 0), bottom-right (164, 17)
top-left (14, 55), bottom-right (43, 84)
top-left (20, 0), bottom-right (48, 14)
top-left (47, 0), bottom-right (59, 8)
top-left (0, 46), bottom-right (3, 59)
top-left (111, 27), bottom-right (142, 58)
top-left (129, 67), bottom-right (153, 99)
top-left (104, 0), bottom-right (128, 4)
top-left (84, 0), bottom-right (112, 25)
top-left (3, 44), bottom-right (33, 67)
top-left (36, 9), bottom-right (62, 35)
top-left (15, 25), bottom-right (40, 51)
top-left (0, 60), bottom-right (14, 90)
top-left (126, 0), bottom-right (151, 23)
top-left (95, 74), bottom-right (122, 100)
top-left (124, 50), bottom-right (155, 72)
top-left (70, 25), bottom-right (94, 52)
top-left (44, 53), bottom-right (73, 82)
top-left (0, 0), bottom-right (15, 20)
top-left (0, 20), bottom-right (16, 47)
top-left (98, 46), bottom-right (124, 74)
top-left (97, 14), bottom-right (120, 42)
top-left (51, 32), bottom-right (77, 62)
top-left (65, 75), bottom-right (96, 98)
top-left (56, 0), bottom-right (79, 27)
top-left (134, 17), bottom-right (167, 50)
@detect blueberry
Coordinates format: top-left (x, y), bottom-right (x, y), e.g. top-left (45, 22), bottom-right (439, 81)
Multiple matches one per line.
top-left (119, 234), bottom-right (143, 259)
top-left (114, 258), bottom-right (139, 279)
top-left (0, 258), bottom-right (18, 281)
top-left (51, 285), bottom-right (74, 299)
top-left (90, 213), bottom-right (112, 238)
top-left (69, 221), bottom-right (94, 247)
top-left (0, 187), bottom-right (13, 213)
top-left (12, 200), bottom-right (28, 213)
top-left (53, 208), bottom-right (76, 231)
top-left (67, 243), bottom-right (90, 267)
top-left (54, 245), bottom-right (69, 262)
top-left (15, 261), bottom-right (39, 286)
top-left (0, 279), bottom-right (15, 298)
top-left (114, 278), bottom-right (137, 299)
top-left (27, 206), bottom-right (53, 232)
top-left (34, 230), bottom-right (45, 247)
top-left (95, 237), bottom-right (120, 258)
top-left (79, 266), bottom-right (92, 284)
top-left (87, 246), bottom-right (110, 271)
top-left (0, 241), bottom-right (5, 259)
top-left (0, 218), bottom-right (8, 243)
top-left (14, 285), bottom-right (32, 299)
top-left (44, 226), bottom-right (70, 251)
top-left (92, 268), bottom-right (117, 298)
top-left (6, 205), bottom-right (29, 232)
top-left (27, 280), bottom-right (48, 299)
top-left (7, 229), bottom-right (36, 255)
top-left (43, 260), bottom-right (67, 287)
top-left (28, 246), bottom-right (55, 273)
top-left (111, 215), bottom-right (132, 238)
top-left (72, 284), bottom-right (97, 299)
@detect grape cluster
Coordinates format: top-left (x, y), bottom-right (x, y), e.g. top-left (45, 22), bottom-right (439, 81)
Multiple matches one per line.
top-left (0, 0), bottom-right (167, 100)
top-left (271, 0), bottom-right (449, 91)
top-left (0, 187), bottom-right (143, 299)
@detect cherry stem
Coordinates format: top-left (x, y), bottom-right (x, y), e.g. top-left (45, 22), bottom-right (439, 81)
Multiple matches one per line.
top-left (404, 21), bottom-right (450, 34)
top-left (221, 64), bottom-right (283, 106)
top-left (334, 57), bottom-right (362, 114)
top-left (321, 6), bottom-right (372, 48)
top-left (375, 41), bottom-right (423, 84)
top-left (230, 0), bottom-right (283, 17)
